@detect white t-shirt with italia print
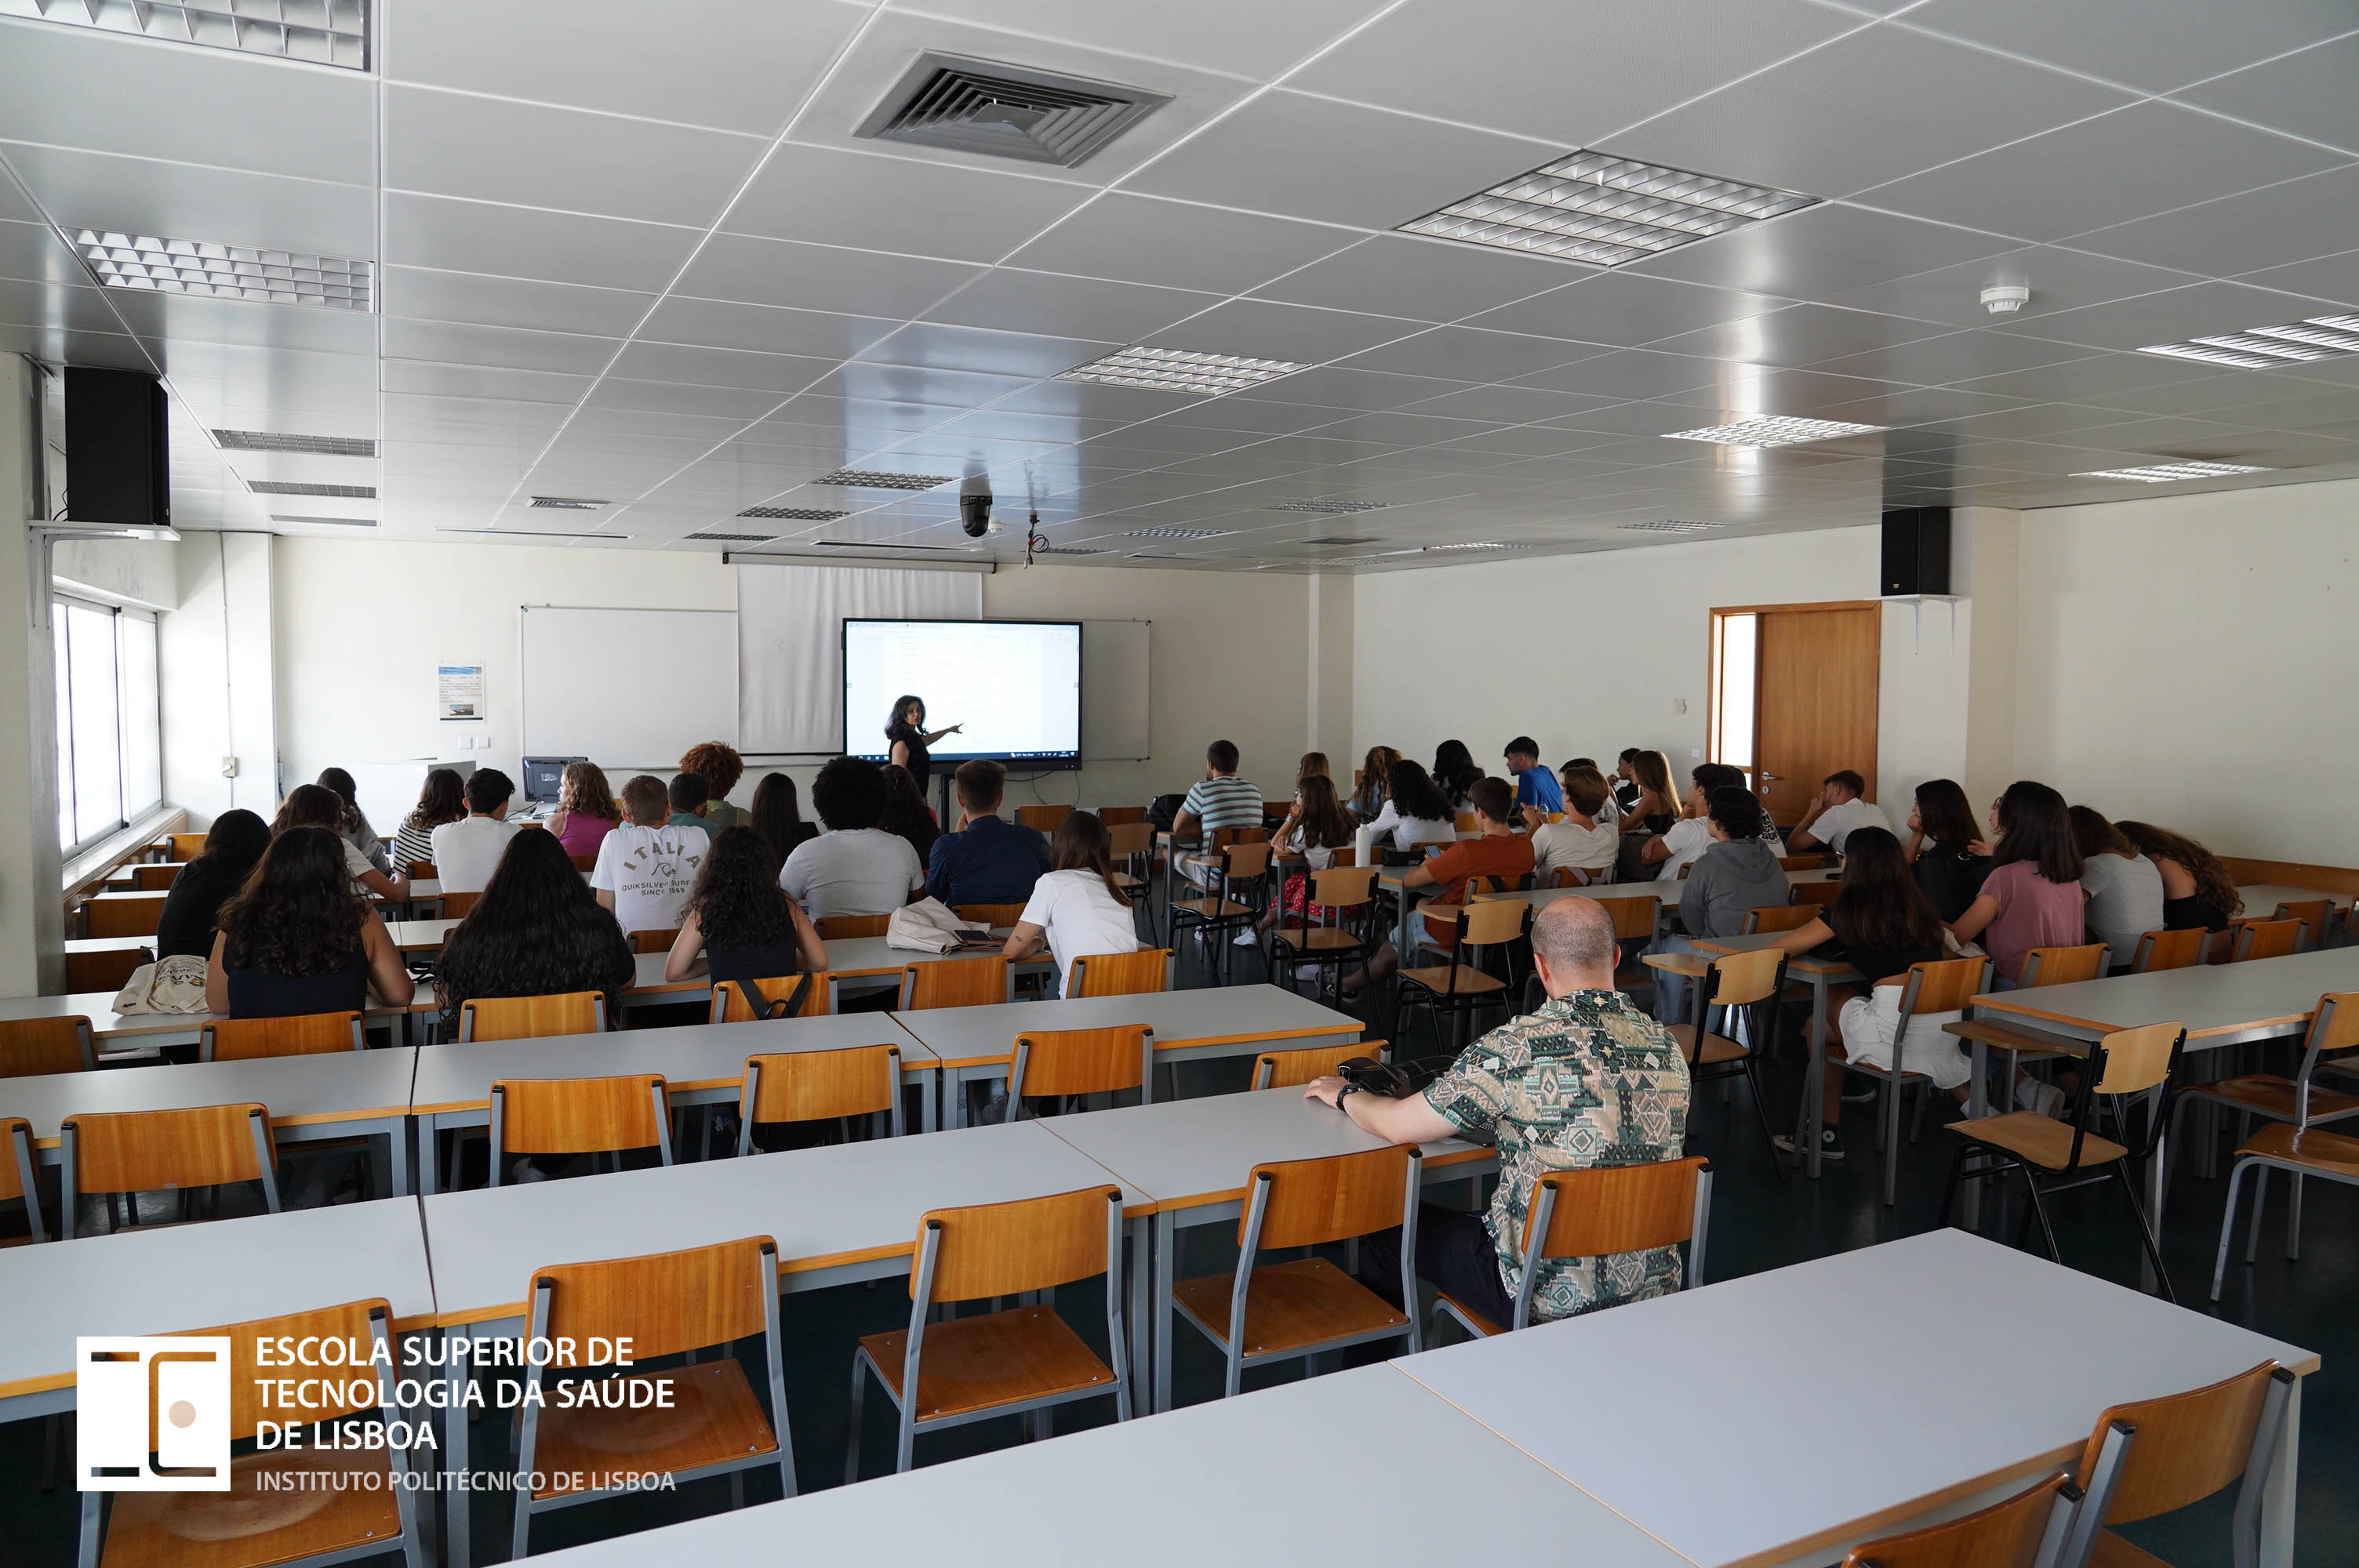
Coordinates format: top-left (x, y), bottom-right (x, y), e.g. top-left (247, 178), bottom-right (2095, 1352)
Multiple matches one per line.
top-left (590, 822), bottom-right (710, 938)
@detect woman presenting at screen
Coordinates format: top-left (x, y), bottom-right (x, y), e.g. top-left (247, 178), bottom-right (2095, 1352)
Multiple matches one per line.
top-left (885, 695), bottom-right (961, 790)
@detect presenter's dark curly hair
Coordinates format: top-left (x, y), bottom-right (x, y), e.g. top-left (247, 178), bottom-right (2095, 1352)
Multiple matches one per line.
top-left (216, 827), bottom-right (367, 978)
top-left (434, 828), bottom-right (632, 1025)
top-left (885, 694), bottom-right (925, 739)
top-left (684, 828), bottom-right (796, 956)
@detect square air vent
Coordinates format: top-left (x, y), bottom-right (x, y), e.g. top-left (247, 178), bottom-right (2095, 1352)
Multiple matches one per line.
top-left (530, 495), bottom-right (608, 510)
top-left (271, 514), bottom-right (375, 527)
top-left (737, 506), bottom-right (849, 521)
top-left (1299, 535), bottom-right (1379, 547)
top-left (248, 481), bottom-right (375, 498)
top-left (685, 531), bottom-right (776, 543)
top-left (216, 429), bottom-right (375, 457)
top-left (856, 52), bottom-right (1169, 169)
top-left (1270, 500), bottom-right (1388, 515)
top-left (1030, 546), bottom-right (1102, 556)
top-left (812, 469), bottom-right (955, 492)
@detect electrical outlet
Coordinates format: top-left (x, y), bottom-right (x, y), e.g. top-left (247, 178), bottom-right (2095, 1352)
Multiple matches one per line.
top-left (220, 756), bottom-right (238, 779)
top-left (1690, 748), bottom-right (1702, 759)
top-left (1673, 697), bottom-right (1688, 714)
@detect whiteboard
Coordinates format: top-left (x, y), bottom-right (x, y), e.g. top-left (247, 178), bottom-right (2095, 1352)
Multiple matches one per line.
top-left (1083, 619), bottom-right (1150, 760)
top-left (520, 607), bottom-right (737, 768)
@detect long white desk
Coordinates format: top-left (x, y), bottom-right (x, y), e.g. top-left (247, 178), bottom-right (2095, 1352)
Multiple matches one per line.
top-left (889, 985), bottom-right (1361, 1126)
top-left (1396, 1229), bottom-right (2317, 1568)
top-left (1971, 945), bottom-right (2359, 1048)
top-left (0, 990), bottom-right (428, 1055)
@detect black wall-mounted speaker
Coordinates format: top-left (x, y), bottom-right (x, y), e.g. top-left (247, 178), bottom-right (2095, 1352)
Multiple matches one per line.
top-left (64, 367), bottom-right (170, 528)
top-left (1880, 506), bottom-right (1950, 596)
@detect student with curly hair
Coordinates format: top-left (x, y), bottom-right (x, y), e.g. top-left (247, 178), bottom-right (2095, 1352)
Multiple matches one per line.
top-left (664, 827), bottom-right (826, 985)
top-left (678, 742), bottom-right (747, 833)
top-left (434, 828), bottom-right (633, 1035)
top-left (2114, 820), bottom-right (2244, 932)
top-left (780, 756), bottom-right (925, 918)
top-left (392, 767), bottom-right (467, 875)
top-left (205, 826), bottom-right (413, 1017)
top-left (549, 760), bottom-right (619, 858)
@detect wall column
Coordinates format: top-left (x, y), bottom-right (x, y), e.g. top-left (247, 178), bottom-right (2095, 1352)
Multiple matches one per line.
top-left (0, 354), bottom-right (65, 996)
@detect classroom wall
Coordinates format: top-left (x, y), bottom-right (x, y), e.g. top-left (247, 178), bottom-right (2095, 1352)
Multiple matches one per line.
top-left (162, 532), bottom-right (281, 825)
top-left (1, 353), bottom-right (64, 996)
top-left (52, 535), bottom-right (179, 610)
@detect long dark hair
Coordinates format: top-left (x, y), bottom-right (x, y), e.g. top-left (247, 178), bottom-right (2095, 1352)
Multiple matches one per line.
top-left (1291, 775), bottom-right (1354, 851)
top-left (2068, 804), bottom-right (2135, 860)
top-left (273, 783), bottom-right (347, 836)
top-left (879, 763), bottom-right (939, 863)
top-left (2116, 820), bottom-right (2243, 919)
top-left (1914, 778), bottom-right (1979, 855)
top-left (187, 808), bottom-right (270, 882)
top-left (685, 827), bottom-right (796, 958)
top-left (1991, 781), bottom-right (2082, 884)
top-left (1388, 759), bottom-right (1453, 822)
top-left (751, 773), bottom-right (811, 865)
top-left (1431, 739), bottom-right (1479, 802)
top-left (1351, 746), bottom-right (1398, 817)
top-left (436, 829), bottom-right (632, 1017)
top-left (1828, 827), bottom-right (1943, 951)
top-left (1051, 811), bottom-right (1129, 906)
top-left (216, 826), bottom-right (366, 977)
top-left (404, 768), bottom-right (467, 834)
top-left (885, 694), bottom-right (925, 740)
top-left (315, 768), bottom-right (374, 837)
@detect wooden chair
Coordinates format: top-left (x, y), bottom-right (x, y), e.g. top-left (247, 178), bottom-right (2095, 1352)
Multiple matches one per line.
top-left (1096, 805), bottom-right (1147, 827)
top-left (1584, 892), bottom-right (1662, 993)
top-left (1069, 948), bottom-right (1169, 998)
top-left (816, 913), bottom-right (889, 940)
top-left (1794, 879), bottom-right (1841, 908)
top-left (459, 990), bottom-right (605, 1042)
top-left (1005, 1025), bottom-right (1154, 1116)
top-left (1270, 864), bottom-right (1378, 1000)
top-left (407, 859), bottom-right (437, 879)
top-left (952, 902), bottom-right (1027, 929)
top-left (1848, 956), bottom-right (1990, 1207)
top-left (1172, 840), bottom-right (1274, 985)
top-left (1941, 1022), bottom-right (2186, 1298)
top-left (129, 863), bottom-right (179, 891)
top-left (1433, 1157), bottom-right (1712, 1340)
top-left (2022, 943), bottom-right (2107, 988)
top-left (1742, 902), bottom-right (1818, 935)
top-left (1171, 1145), bottom-right (1422, 1397)
top-left (2, 1017), bottom-right (96, 1078)
top-left (1953, 945), bottom-right (2110, 1111)
top-left (167, 831), bottom-right (208, 860)
top-left (85, 894), bottom-right (167, 938)
top-left (1252, 1040), bottom-right (1379, 1091)
top-left (512, 1239), bottom-right (793, 1558)
top-left (2229, 917), bottom-right (2300, 964)
top-left (710, 972), bottom-right (830, 1022)
top-left (200, 1011), bottom-right (364, 1062)
top-left (2, 1117), bottom-right (47, 1244)
top-left (1837, 1472), bottom-right (2076, 1568)
top-left (1104, 820), bottom-right (1158, 911)
top-left (627, 927), bottom-right (679, 953)
top-left (2062, 1360), bottom-right (2295, 1568)
top-left (1778, 854), bottom-right (1830, 873)
top-left (2187, 990), bottom-right (2359, 1271)
top-left (739, 1046), bottom-right (905, 1152)
top-left (2270, 898), bottom-right (2335, 952)
top-left (76, 1299), bottom-right (425, 1568)
top-left (845, 1185), bottom-right (1130, 1476)
top-left (1453, 811), bottom-right (1478, 833)
top-left (61, 1103), bottom-right (280, 1237)
top-left (438, 888), bottom-right (482, 919)
top-left (2131, 927), bottom-right (2205, 974)
top-left (1400, 899), bottom-right (1530, 1051)
top-left (896, 953), bottom-right (1012, 1011)
top-left (1013, 803), bottom-right (1071, 833)
top-left (2214, 1123), bottom-right (2359, 1298)
top-left (569, 852), bottom-right (598, 873)
top-left (65, 948), bottom-right (147, 993)
top-left (489, 1074), bottom-right (671, 1186)
top-left (1648, 946), bottom-right (1789, 1178)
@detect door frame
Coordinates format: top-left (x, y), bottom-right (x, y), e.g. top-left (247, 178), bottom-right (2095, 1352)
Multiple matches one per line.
top-left (1707, 600), bottom-right (1882, 812)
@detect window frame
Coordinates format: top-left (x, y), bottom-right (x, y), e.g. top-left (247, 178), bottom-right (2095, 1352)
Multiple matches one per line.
top-left (53, 592), bottom-right (163, 857)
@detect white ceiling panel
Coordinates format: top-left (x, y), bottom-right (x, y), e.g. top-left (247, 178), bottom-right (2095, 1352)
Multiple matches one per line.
top-left (1462, 273), bottom-right (1786, 350)
top-left (0, 218), bottom-right (106, 288)
top-left (0, 276), bottom-right (131, 337)
top-left (382, 318), bottom-right (623, 375)
top-left (2067, 164), bottom-right (2359, 278)
top-left (1247, 234), bottom-right (1582, 323)
top-left (1152, 297), bottom-right (1427, 365)
top-left (105, 291), bottom-right (378, 355)
top-left (380, 358), bottom-right (596, 405)
top-left (2177, 34), bottom-right (2359, 154)
top-left (380, 266), bottom-right (656, 338)
top-left (635, 295), bottom-right (904, 359)
top-left (0, 142), bottom-right (375, 260)
top-left (921, 267), bottom-right (1219, 341)
top-left (857, 321), bottom-right (1120, 380)
top-left (1903, 0), bottom-right (2359, 96)
top-left (383, 194), bottom-right (703, 292)
top-left (2236, 248), bottom-right (2359, 310)
top-left (1820, 245), bottom-right (2205, 332)
top-left (606, 339), bottom-right (842, 394)
top-left (1988, 278), bottom-right (2353, 352)
top-left (903, 0), bottom-right (1390, 77)
top-left (1002, 192), bottom-right (1358, 295)
top-left (1629, 202), bottom-right (2015, 298)
top-left (723, 141), bottom-right (1092, 262)
top-left (673, 232), bottom-right (984, 318)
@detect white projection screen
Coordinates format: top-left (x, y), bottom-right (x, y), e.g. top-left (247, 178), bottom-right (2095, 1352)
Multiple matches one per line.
top-left (843, 619), bottom-right (1081, 769)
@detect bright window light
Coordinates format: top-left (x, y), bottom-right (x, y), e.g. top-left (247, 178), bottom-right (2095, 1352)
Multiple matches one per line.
top-left (1, 0), bottom-right (367, 68)
top-left (71, 230), bottom-right (373, 310)
top-left (2141, 314), bottom-right (2359, 369)
top-left (1059, 347), bottom-right (1311, 396)
top-left (1403, 151), bottom-right (1816, 267)
top-left (2070, 461), bottom-right (2272, 483)
top-left (1663, 416), bottom-right (1884, 448)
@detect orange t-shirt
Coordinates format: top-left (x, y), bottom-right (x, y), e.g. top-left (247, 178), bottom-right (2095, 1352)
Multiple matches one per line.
top-left (1419, 833), bottom-right (1536, 949)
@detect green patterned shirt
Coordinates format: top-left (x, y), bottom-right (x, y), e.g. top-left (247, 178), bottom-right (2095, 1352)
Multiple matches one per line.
top-left (1421, 989), bottom-right (1692, 1322)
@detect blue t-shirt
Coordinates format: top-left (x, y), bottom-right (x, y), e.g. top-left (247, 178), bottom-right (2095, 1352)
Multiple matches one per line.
top-left (1514, 767), bottom-right (1564, 813)
top-left (925, 815), bottom-right (1051, 906)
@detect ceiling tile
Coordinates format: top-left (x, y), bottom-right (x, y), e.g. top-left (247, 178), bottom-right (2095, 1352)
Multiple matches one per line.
top-left (674, 232), bottom-right (984, 317)
top-left (1461, 272), bottom-right (1787, 349)
top-left (1003, 193), bottom-right (1359, 295)
top-left (897, 0), bottom-right (1391, 77)
top-left (1805, 328), bottom-right (2102, 386)
top-left (922, 267), bottom-right (1217, 341)
top-left (380, 266), bottom-right (656, 338)
top-left (105, 291), bottom-right (378, 355)
top-left (380, 359), bottom-right (594, 405)
top-left (0, 275), bottom-right (133, 336)
top-left (1504, 348), bottom-right (1722, 400)
top-left (1628, 202), bottom-right (2014, 299)
top-left (581, 378), bottom-right (791, 423)
top-left (1903, 0), bottom-right (2359, 95)
top-left (1819, 244), bottom-right (2203, 330)
top-left (385, 194), bottom-right (703, 292)
top-left (857, 321), bottom-right (1119, 379)
top-left (725, 141), bottom-right (1092, 263)
top-left (2175, 34), bottom-right (2359, 154)
top-left (1247, 233), bottom-right (1579, 322)
top-left (0, 217), bottom-right (89, 289)
top-left (636, 294), bottom-right (903, 359)
top-left (1644, 303), bottom-right (1953, 368)
top-left (0, 142), bottom-right (374, 259)
top-left (1994, 278), bottom-right (2348, 350)
top-left (383, 318), bottom-right (624, 376)
top-left (2235, 247), bottom-right (2359, 309)
top-left (1330, 325), bottom-right (1592, 382)
top-left (1153, 298), bottom-right (1427, 365)
top-left (1948, 350), bottom-right (2239, 403)
top-left (2070, 164), bottom-right (2359, 276)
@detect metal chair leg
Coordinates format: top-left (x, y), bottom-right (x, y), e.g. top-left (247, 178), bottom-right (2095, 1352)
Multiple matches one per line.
top-left (2245, 1166), bottom-right (2270, 1265)
top-left (2287, 1172), bottom-right (2304, 1261)
top-left (2022, 1176), bottom-right (2061, 1261)
top-left (2118, 1171), bottom-right (2175, 1302)
top-left (841, 1356), bottom-right (869, 1486)
top-left (1937, 1142), bottom-right (1969, 1229)
top-left (1743, 1058), bottom-right (1787, 1183)
top-left (2212, 1159), bottom-right (2255, 1301)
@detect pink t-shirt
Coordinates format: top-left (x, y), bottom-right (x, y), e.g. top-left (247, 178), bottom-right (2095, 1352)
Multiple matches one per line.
top-left (554, 810), bottom-right (616, 858)
top-left (1980, 859), bottom-right (2084, 982)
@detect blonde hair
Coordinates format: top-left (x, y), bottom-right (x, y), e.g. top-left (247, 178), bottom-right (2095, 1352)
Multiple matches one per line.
top-left (558, 760), bottom-right (616, 822)
top-left (1297, 751), bottom-right (1330, 782)
top-left (1631, 750), bottom-right (1683, 817)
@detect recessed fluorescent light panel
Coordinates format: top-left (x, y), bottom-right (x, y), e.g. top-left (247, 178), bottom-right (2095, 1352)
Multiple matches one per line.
top-left (439, 528), bottom-right (627, 541)
top-left (271, 514), bottom-right (375, 528)
top-left (684, 531), bottom-right (776, 543)
top-left (2070, 461), bottom-right (2272, 483)
top-left (737, 506), bottom-right (849, 521)
top-left (2140, 314), bottom-right (2359, 370)
top-left (1030, 546), bottom-right (1103, 556)
top-left (1412, 541), bottom-right (1528, 553)
top-left (1060, 347), bottom-right (1311, 396)
top-left (529, 495), bottom-right (607, 510)
top-left (247, 481), bottom-right (374, 498)
top-left (71, 230), bottom-right (372, 309)
top-left (809, 539), bottom-right (947, 550)
top-left (1299, 535), bottom-right (1379, 547)
top-left (1124, 527), bottom-right (1233, 540)
top-left (812, 469), bottom-right (955, 491)
top-left (1620, 520), bottom-right (1730, 533)
top-left (216, 429), bottom-right (375, 457)
top-left (1, 0), bottom-right (368, 67)
top-left (1269, 499), bottom-right (1388, 514)
top-left (1403, 151), bottom-right (1818, 267)
top-left (1663, 416), bottom-right (1885, 448)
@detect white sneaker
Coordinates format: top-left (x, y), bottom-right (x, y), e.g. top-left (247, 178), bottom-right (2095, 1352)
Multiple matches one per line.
top-left (2016, 1080), bottom-right (2066, 1118)
top-left (1232, 929), bottom-right (1259, 946)
top-left (1295, 964), bottom-right (1323, 982)
top-left (510, 1159), bottom-right (547, 1185)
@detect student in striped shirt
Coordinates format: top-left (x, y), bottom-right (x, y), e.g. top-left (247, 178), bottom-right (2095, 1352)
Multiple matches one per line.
top-left (1172, 739), bottom-right (1263, 890)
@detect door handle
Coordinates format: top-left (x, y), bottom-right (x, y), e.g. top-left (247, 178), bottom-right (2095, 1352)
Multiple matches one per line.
top-left (1758, 770), bottom-right (1781, 782)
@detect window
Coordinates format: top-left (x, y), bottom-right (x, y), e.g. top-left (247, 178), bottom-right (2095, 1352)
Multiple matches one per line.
top-left (1710, 612), bottom-right (1757, 775)
top-left (53, 597), bottom-right (162, 853)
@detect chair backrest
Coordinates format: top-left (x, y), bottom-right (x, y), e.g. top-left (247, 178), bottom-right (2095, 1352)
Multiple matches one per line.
top-left (1794, 880), bottom-right (1841, 908)
top-left (1521, 1156), bottom-right (1707, 1261)
top-left (898, 953), bottom-right (1011, 1011)
top-left (168, 832), bottom-right (209, 861)
top-left (492, 1074), bottom-right (668, 1157)
top-left (1209, 826), bottom-right (1267, 849)
top-left (1778, 855), bottom-right (1828, 872)
top-left (460, 990), bottom-right (605, 1041)
top-left (2020, 944), bottom-right (2107, 988)
top-left (2089, 1022), bottom-right (2183, 1098)
top-left (1070, 948), bottom-right (1168, 997)
top-left (1838, 1472), bottom-right (2069, 1568)
top-left (1458, 898), bottom-right (1532, 950)
top-left (2132, 927), bottom-right (2205, 973)
top-left (914, 1184), bottom-right (1121, 1304)
top-left (2076, 1361), bottom-right (2283, 1525)
top-left (1096, 806), bottom-right (1147, 827)
top-left (569, 853), bottom-right (598, 873)
top-left (1585, 893), bottom-right (1661, 943)
top-left (1453, 811), bottom-right (1478, 832)
top-left (627, 928), bottom-right (679, 954)
top-left (535, 1237), bottom-right (773, 1362)
top-left (201, 1011), bottom-right (364, 1062)
top-left (178, 1299), bottom-right (397, 1442)
top-left (2230, 918), bottom-right (2299, 964)
top-left (1703, 947), bottom-right (1787, 1009)
top-left (1013, 804), bottom-right (1070, 833)
top-left (86, 894), bottom-right (168, 938)
top-left (1243, 1144), bottom-right (1413, 1251)
top-left (1009, 1025), bottom-right (1150, 1102)
top-left (711, 972), bottom-right (830, 1022)
top-left (439, 889), bottom-right (482, 918)
top-left (1, 1118), bottom-right (42, 1234)
top-left (130, 863), bottom-right (179, 891)
top-left (1104, 821), bottom-right (1156, 858)
top-left (67, 1103), bottom-right (274, 1193)
top-left (1252, 1040), bottom-right (1373, 1091)
top-left (65, 948), bottom-right (147, 993)
top-left (407, 859), bottom-right (437, 879)
top-left (741, 1046), bottom-right (900, 1125)
top-left (816, 913), bottom-right (889, 940)
top-left (1899, 955), bottom-right (1989, 1014)
top-left (2303, 991), bottom-right (2359, 1062)
top-left (1, 1016), bottom-right (96, 1077)
top-left (2273, 899), bottom-right (2333, 949)
top-left (1310, 865), bottom-right (1378, 910)
top-left (953, 902), bottom-right (1028, 929)
top-left (1744, 903), bottom-right (1818, 935)
top-left (1219, 840), bottom-right (1275, 881)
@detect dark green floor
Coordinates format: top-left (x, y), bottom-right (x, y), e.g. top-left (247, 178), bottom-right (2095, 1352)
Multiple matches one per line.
top-left (4, 935), bottom-right (2350, 1566)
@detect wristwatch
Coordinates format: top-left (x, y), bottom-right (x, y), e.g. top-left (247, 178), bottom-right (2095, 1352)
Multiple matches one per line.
top-left (1332, 1081), bottom-right (1361, 1112)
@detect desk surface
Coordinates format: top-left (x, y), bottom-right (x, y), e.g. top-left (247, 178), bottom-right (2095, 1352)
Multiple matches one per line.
top-left (519, 1363), bottom-right (1687, 1568)
top-left (60, 935), bottom-right (154, 956)
top-left (1974, 945), bottom-right (2359, 1041)
top-left (420, 1119), bottom-right (1143, 1327)
top-left (821, 935), bottom-right (1028, 978)
top-left (1696, 929), bottom-right (1861, 978)
top-left (0, 1049), bottom-right (419, 1143)
top-left (388, 917), bottom-right (455, 952)
top-left (409, 1014), bottom-right (933, 1112)
top-left (627, 950), bottom-right (709, 995)
top-left (2238, 883), bottom-right (2354, 914)
top-left (0, 991), bottom-right (424, 1040)
top-left (1396, 1229), bottom-right (2315, 1568)
top-left (888, 984), bottom-right (1360, 1068)
top-left (0, 1198), bottom-right (437, 1402)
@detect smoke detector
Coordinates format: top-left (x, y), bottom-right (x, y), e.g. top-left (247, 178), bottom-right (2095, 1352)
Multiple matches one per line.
top-left (1980, 285), bottom-right (2030, 315)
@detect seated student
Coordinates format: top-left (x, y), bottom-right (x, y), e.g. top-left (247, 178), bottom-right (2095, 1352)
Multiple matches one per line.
top-left (1004, 811), bottom-right (1140, 993)
top-left (664, 826), bottom-right (827, 987)
top-left (2070, 806), bottom-right (2166, 974)
top-left (1431, 739), bottom-right (1483, 811)
top-left (2114, 820), bottom-right (2244, 932)
top-left (780, 756), bottom-right (925, 918)
top-left (1623, 750), bottom-right (1683, 836)
top-left (1567, 756), bottom-right (1621, 830)
top-left (274, 784), bottom-right (411, 904)
top-left (1651, 786), bottom-right (1790, 1025)
top-left (205, 826), bottom-right (413, 1018)
top-left (1295, 750), bottom-right (1331, 785)
top-left (1256, 772), bottom-right (1358, 941)
top-left (155, 809), bottom-right (271, 961)
top-left (1787, 770), bottom-right (1892, 855)
top-left (1612, 748), bottom-right (1644, 816)
top-left (1503, 735), bottom-right (1564, 814)
top-left (927, 760), bottom-right (1050, 907)
top-left (430, 768), bottom-right (523, 895)
top-left (1307, 897), bottom-right (1691, 1333)
top-left (1264, 753), bottom-right (1337, 862)
top-left (392, 767), bottom-right (466, 873)
top-left (666, 771), bottom-right (712, 832)
top-left (1644, 763), bottom-right (1738, 881)
top-left (591, 774), bottom-right (710, 938)
top-left (434, 827), bottom-right (634, 1037)
top-left (1527, 766), bottom-right (1618, 884)
top-left (1347, 745), bottom-right (1399, 822)
top-left (1344, 777), bottom-right (1533, 994)
top-left (1361, 759), bottom-right (1458, 851)
top-left (1947, 782), bottom-right (2084, 987)
top-left (1171, 739), bottom-right (1263, 889)
top-left (315, 768), bottom-right (391, 876)
top-left (678, 742), bottom-right (747, 834)
top-left (751, 772), bottom-right (820, 866)
top-left (1905, 777), bottom-right (1992, 923)
top-left (880, 762), bottom-right (941, 867)
top-left (548, 761), bottom-right (619, 859)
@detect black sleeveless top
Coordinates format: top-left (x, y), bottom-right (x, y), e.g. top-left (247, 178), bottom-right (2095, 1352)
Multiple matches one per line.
top-left (224, 950), bottom-right (368, 1018)
top-left (886, 724), bottom-right (931, 789)
top-left (2163, 895), bottom-right (2229, 932)
top-left (707, 933), bottom-right (805, 986)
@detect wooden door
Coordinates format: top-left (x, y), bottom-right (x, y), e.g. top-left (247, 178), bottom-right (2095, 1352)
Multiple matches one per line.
top-left (1750, 603), bottom-right (1880, 826)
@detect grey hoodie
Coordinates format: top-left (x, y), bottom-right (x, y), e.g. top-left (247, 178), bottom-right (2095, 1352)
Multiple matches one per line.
top-left (1679, 838), bottom-right (1790, 939)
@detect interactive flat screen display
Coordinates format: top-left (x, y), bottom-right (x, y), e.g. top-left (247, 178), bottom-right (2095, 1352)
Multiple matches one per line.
top-left (841, 619), bottom-right (1082, 768)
